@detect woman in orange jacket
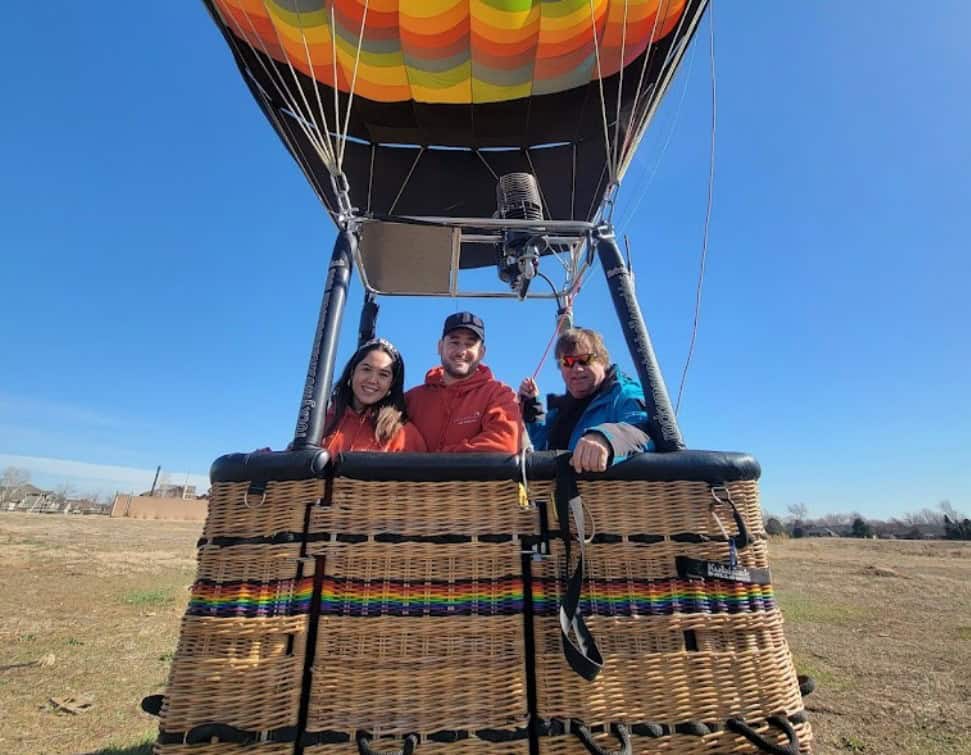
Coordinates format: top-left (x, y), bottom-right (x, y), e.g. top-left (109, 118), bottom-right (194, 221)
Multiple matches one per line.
top-left (321, 339), bottom-right (427, 454)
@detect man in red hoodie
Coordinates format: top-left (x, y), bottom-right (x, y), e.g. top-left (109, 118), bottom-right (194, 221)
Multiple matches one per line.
top-left (406, 312), bottom-right (521, 453)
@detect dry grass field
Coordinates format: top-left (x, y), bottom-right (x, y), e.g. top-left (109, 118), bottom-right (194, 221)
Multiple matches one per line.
top-left (1, 512), bottom-right (969, 754)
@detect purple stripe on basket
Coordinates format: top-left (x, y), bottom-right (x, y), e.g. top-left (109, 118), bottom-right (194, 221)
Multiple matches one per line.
top-left (531, 577), bottom-right (777, 617)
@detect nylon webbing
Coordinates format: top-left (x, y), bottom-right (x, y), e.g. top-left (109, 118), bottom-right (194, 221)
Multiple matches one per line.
top-left (554, 455), bottom-right (603, 681)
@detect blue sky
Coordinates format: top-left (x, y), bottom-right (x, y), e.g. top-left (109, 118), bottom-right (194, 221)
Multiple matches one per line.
top-left (1, 3), bottom-right (968, 517)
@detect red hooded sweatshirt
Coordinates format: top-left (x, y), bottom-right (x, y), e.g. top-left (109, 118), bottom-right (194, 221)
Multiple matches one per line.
top-left (405, 365), bottom-right (521, 453)
top-left (322, 407), bottom-right (427, 454)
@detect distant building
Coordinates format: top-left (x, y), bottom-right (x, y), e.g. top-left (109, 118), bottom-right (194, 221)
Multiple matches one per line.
top-left (137, 483), bottom-right (200, 499)
top-left (803, 525), bottom-right (839, 538)
top-left (111, 493), bottom-right (208, 521)
top-left (0, 483), bottom-right (59, 512)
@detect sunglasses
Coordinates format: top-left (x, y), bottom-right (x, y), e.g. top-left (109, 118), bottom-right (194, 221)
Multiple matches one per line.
top-left (559, 353), bottom-right (596, 369)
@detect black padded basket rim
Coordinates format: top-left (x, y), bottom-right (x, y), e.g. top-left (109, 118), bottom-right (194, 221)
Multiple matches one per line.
top-left (210, 450), bottom-right (761, 485)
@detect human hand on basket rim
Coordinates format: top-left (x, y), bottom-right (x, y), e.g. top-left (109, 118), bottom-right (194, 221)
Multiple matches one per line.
top-left (571, 433), bottom-right (610, 473)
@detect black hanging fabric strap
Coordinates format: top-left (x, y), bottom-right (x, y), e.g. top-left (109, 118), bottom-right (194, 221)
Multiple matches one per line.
top-left (140, 694), bottom-right (163, 717)
top-left (710, 484), bottom-right (751, 550)
top-left (797, 674), bottom-right (816, 697)
top-left (554, 455), bottom-right (603, 681)
top-left (725, 715), bottom-right (800, 755)
top-left (574, 722), bottom-right (631, 755)
top-left (156, 723), bottom-right (297, 746)
top-left (356, 731), bottom-right (419, 755)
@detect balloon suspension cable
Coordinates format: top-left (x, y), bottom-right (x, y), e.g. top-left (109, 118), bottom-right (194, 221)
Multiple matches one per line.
top-left (617, 31), bottom-right (698, 233)
top-left (331, 172), bottom-right (355, 223)
top-left (530, 271), bottom-right (585, 380)
top-left (675, 2), bottom-right (717, 416)
top-left (602, 180), bottom-right (621, 224)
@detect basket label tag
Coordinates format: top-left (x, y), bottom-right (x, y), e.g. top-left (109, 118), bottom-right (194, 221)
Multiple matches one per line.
top-left (676, 556), bottom-right (770, 585)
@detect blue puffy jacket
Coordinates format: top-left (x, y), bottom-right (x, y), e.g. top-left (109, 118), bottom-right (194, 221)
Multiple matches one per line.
top-left (525, 366), bottom-right (653, 464)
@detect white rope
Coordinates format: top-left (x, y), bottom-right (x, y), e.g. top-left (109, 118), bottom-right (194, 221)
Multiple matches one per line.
top-left (524, 149), bottom-right (550, 219)
top-left (675, 2), bottom-right (716, 415)
top-left (366, 143), bottom-right (375, 212)
top-left (223, 4), bottom-right (342, 222)
top-left (291, 7), bottom-right (340, 172)
top-left (475, 150), bottom-right (499, 181)
top-left (330, 6), bottom-right (341, 171)
top-left (619, 0), bottom-right (667, 163)
top-left (338, 0), bottom-right (371, 170)
top-left (586, 161), bottom-right (610, 221)
top-left (388, 147), bottom-right (426, 215)
top-left (246, 3), bottom-right (338, 171)
top-left (263, 5), bottom-right (335, 162)
top-left (619, 0), bottom-right (706, 180)
top-left (587, 0), bottom-right (616, 183)
top-left (611, 0), bottom-right (631, 172)
top-left (210, 4), bottom-right (338, 220)
top-left (616, 34), bottom-right (697, 232)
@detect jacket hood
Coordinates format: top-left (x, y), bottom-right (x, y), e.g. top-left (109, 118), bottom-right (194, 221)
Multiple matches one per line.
top-left (422, 364), bottom-right (496, 392)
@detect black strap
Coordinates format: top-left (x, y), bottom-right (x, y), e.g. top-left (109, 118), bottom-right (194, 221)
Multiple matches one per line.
top-left (725, 715), bottom-right (800, 755)
top-left (161, 723), bottom-right (296, 745)
top-left (798, 674), bottom-right (816, 697)
top-left (140, 694), bottom-right (163, 717)
top-left (728, 497), bottom-right (751, 550)
top-left (574, 722), bottom-right (631, 755)
top-left (356, 731), bottom-right (418, 755)
top-left (554, 455), bottom-right (603, 681)
top-left (710, 485), bottom-right (752, 550)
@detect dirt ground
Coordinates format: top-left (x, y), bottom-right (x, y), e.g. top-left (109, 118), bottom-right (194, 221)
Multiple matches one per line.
top-left (1, 513), bottom-right (969, 754)
top-left (773, 537), bottom-right (971, 755)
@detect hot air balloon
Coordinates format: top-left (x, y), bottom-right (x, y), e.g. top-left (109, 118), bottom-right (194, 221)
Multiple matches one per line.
top-left (145, 2), bottom-right (815, 753)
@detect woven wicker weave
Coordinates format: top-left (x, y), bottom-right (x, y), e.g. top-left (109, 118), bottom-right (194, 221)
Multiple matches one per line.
top-left (156, 746), bottom-right (292, 755)
top-left (156, 471), bottom-right (811, 754)
top-left (202, 479), bottom-right (325, 540)
top-left (305, 480), bottom-right (534, 745)
top-left (530, 479), bottom-right (810, 754)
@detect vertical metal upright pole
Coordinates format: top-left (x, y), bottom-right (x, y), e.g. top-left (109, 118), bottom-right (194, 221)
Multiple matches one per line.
top-left (292, 230), bottom-right (357, 450)
top-left (357, 292), bottom-right (379, 347)
top-left (596, 227), bottom-right (685, 451)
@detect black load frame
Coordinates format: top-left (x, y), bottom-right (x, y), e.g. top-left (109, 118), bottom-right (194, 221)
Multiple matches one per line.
top-left (290, 218), bottom-right (685, 454)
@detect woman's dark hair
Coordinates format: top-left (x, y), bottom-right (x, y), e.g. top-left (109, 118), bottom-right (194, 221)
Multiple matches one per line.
top-left (322, 339), bottom-right (409, 445)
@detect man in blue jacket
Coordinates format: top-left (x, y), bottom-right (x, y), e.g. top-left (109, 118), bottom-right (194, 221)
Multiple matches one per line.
top-left (519, 327), bottom-right (653, 472)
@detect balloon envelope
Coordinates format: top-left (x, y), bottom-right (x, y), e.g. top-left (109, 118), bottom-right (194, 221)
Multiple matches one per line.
top-left (204, 0), bottom-right (705, 233)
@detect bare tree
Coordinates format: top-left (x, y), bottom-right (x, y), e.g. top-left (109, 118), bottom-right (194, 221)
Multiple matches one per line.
top-left (817, 511), bottom-right (852, 529)
top-left (786, 503), bottom-right (809, 522)
top-left (1, 466), bottom-right (31, 487)
top-left (940, 499), bottom-right (964, 520)
top-left (54, 483), bottom-right (76, 502)
top-left (901, 507), bottom-right (943, 527)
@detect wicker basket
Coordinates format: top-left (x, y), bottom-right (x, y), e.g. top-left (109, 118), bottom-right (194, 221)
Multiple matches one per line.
top-left (155, 460), bottom-right (811, 754)
top-left (529, 479), bottom-right (810, 754)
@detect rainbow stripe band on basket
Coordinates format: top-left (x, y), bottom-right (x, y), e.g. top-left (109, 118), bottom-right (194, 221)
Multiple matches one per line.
top-left (532, 577), bottom-right (776, 617)
top-left (321, 575), bottom-right (525, 617)
top-left (187, 577), bottom-right (315, 618)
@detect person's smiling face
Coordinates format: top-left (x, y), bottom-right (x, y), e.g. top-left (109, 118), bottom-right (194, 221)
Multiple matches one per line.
top-left (350, 349), bottom-right (394, 410)
top-left (559, 351), bottom-right (607, 399)
top-left (438, 328), bottom-right (485, 382)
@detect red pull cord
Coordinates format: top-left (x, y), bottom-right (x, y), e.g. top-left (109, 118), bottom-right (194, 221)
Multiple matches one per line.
top-left (530, 275), bottom-right (584, 380)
